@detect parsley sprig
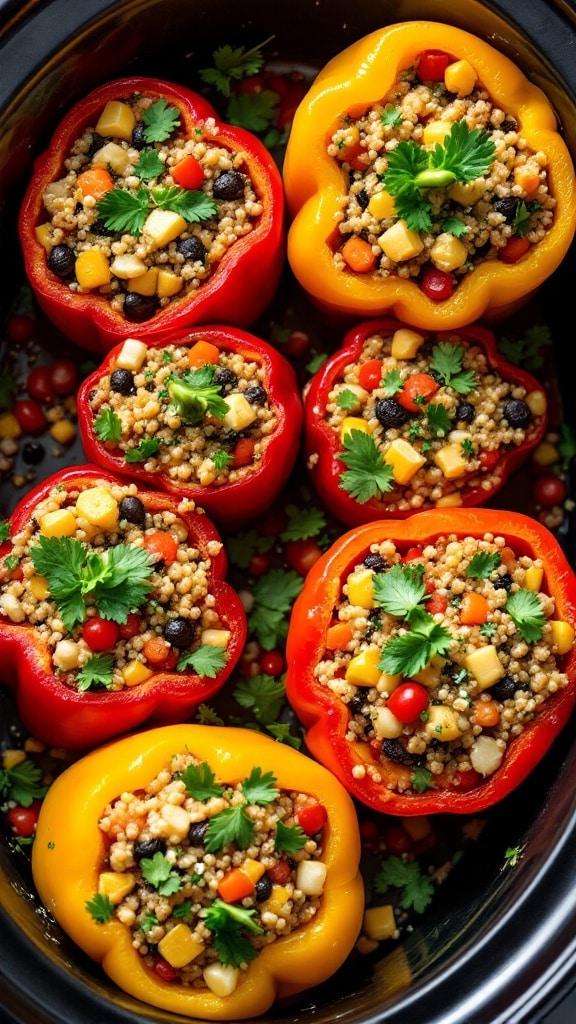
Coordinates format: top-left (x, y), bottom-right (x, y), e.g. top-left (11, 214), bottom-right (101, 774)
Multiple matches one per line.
top-left (95, 185), bottom-right (217, 238)
top-left (203, 900), bottom-right (262, 967)
top-left (373, 854), bottom-right (434, 914)
top-left (429, 342), bottom-right (477, 395)
top-left (382, 120), bottom-right (496, 232)
top-left (373, 563), bottom-right (452, 677)
top-left (199, 36), bottom-right (275, 98)
top-left (339, 429), bottom-right (395, 503)
top-left (0, 758), bottom-right (47, 807)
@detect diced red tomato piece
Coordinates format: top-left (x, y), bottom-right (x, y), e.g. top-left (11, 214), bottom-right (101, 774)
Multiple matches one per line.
top-left (295, 802), bottom-right (328, 835)
top-left (417, 49), bottom-right (454, 81)
top-left (171, 154), bottom-right (205, 190)
top-left (397, 373), bottom-right (439, 412)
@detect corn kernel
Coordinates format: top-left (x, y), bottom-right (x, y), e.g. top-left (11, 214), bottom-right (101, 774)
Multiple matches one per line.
top-left (28, 574), bottom-right (50, 600)
top-left (430, 232), bottom-right (468, 272)
top-left (390, 328), bottom-right (425, 360)
top-left (35, 223), bottom-right (52, 249)
top-left (49, 419), bottom-right (76, 445)
top-left (346, 566), bottom-right (375, 608)
top-left (525, 390), bottom-right (547, 417)
top-left (444, 59), bottom-right (477, 96)
top-left (340, 416), bottom-right (371, 443)
top-left (158, 923), bottom-right (205, 968)
top-left (549, 620), bottom-right (575, 655)
top-left (157, 268), bottom-right (184, 298)
top-left (422, 120), bottom-right (453, 146)
top-left (524, 566), bottom-right (544, 591)
top-left (200, 629), bottom-right (230, 648)
top-left (265, 884), bottom-right (290, 915)
top-left (345, 647), bottom-right (382, 687)
top-left (0, 412), bottom-right (22, 440)
top-left (75, 486), bottom-right (119, 530)
top-left (449, 178), bottom-right (487, 206)
top-left (367, 189), bottom-right (396, 220)
top-left (123, 660), bottom-right (154, 686)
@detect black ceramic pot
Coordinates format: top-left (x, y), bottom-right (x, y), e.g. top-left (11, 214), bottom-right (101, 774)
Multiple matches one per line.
top-left (1, 2), bottom-right (576, 1023)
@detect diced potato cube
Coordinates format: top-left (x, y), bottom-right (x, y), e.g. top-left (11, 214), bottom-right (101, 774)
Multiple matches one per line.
top-left (345, 647), bottom-right (382, 687)
top-left (98, 871), bottom-right (136, 904)
top-left (376, 671), bottom-right (402, 695)
top-left (203, 964), bottom-right (239, 997)
top-left (378, 220), bottom-right (424, 262)
top-left (346, 567), bottom-right (375, 609)
top-left (422, 120), bottom-right (453, 146)
top-left (222, 393), bottom-right (257, 431)
top-left (75, 248), bottom-right (111, 289)
top-left (549, 620), bottom-right (575, 655)
top-left (363, 904), bottom-right (397, 941)
top-left (158, 923), bottom-right (204, 968)
top-left (157, 268), bottom-right (184, 298)
top-left (463, 645), bottom-right (505, 690)
top-left (367, 189), bottom-right (396, 220)
top-left (0, 594), bottom-right (26, 623)
top-left (413, 654), bottom-right (446, 688)
top-left (200, 628), bottom-right (230, 648)
top-left (470, 735), bottom-right (504, 776)
top-left (296, 860), bottom-right (327, 896)
top-left (28, 574), bottom-right (50, 600)
top-left (116, 337), bottom-right (148, 371)
top-left (128, 268), bottom-right (159, 296)
top-left (449, 178), bottom-right (487, 206)
top-left (143, 209), bottom-right (186, 248)
top-left (160, 803), bottom-right (191, 839)
top-left (384, 438), bottom-right (426, 484)
top-left (39, 508), bottom-right (77, 538)
top-left (91, 142), bottom-right (131, 175)
top-left (524, 566), bottom-right (544, 591)
top-left (371, 706), bottom-right (403, 740)
top-left (95, 100), bottom-right (136, 142)
top-left (75, 486), bottom-right (119, 530)
top-left (430, 232), bottom-right (468, 272)
top-left (35, 223), bottom-right (52, 249)
top-left (424, 704), bottom-right (461, 741)
top-left (123, 660), bottom-right (154, 686)
top-left (52, 639), bottom-right (81, 671)
top-left (110, 254), bottom-right (148, 280)
top-left (390, 328), bottom-right (425, 360)
top-left (444, 59), bottom-right (477, 96)
top-left (340, 416), bottom-right (371, 443)
top-left (433, 442), bottom-right (470, 480)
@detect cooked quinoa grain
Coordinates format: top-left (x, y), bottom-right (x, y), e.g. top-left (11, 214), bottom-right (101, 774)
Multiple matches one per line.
top-left (94, 751), bottom-right (327, 992)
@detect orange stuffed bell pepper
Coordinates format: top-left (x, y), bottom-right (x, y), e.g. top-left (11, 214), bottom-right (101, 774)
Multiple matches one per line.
top-left (32, 724), bottom-right (364, 1020)
top-left (283, 21), bottom-right (576, 330)
top-left (18, 76), bottom-right (285, 354)
top-left (285, 508), bottom-right (576, 815)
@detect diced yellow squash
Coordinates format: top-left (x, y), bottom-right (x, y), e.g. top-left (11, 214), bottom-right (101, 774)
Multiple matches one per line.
top-left (433, 442), bottom-right (470, 480)
top-left (158, 923), bottom-right (205, 968)
top-left (424, 704), bottom-right (461, 741)
top-left (200, 628), bottom-right (230, 648)
top-left (413, 654), bottom-right (446, 688)
top-left (371, 706), bottom-right (403, 740)
top-left (0, 412), bottom-right (22, 440)
top-left (524, 566), bottom-right (544, 592)
top-left (143, 208), bottom-right (186, 248)
top-left (157, 268), bottom-right (184, 298)
top-left (345, 647), bottom-right (382, 687)
top-left (91, 142), bottom-right (131, 174)
top-left (98, 871), bottom-right (136, 904)
top-left (549, 620), bottom-right (575, 655)
top-left (346, 566), bottom-right (375, 609)
top-left (376, 671), bottom-right (402, 695)
top-left (422, 120), bottom-right (453, 146)
top-left (264, 885), bottom-right (290, 915)
top-left (367, 189), bottom-right (396, 220)
top-left (49, 419), bottom-right (76, 445)
top-left (435, 492), bottom-right (463, 507)
top-left (203, 963), bottom-right (239, 997)
top-left (116, 337), bottom-right (148, 371)
top-left (430, 232), bottom-right (468, 272)
top-left (28, 574), bottom-right (50, 600)
top-left (110, 254), bottom-right (148, 280)
top-left (75, 486), bottom-right (119, 530)
top-left (378, 220), bottom-right (424, 262)
top-left (128, 268), bottom-right (159, 296)
top-left (463, 645), bottom-right (505, 690)
top-left (2, 748), bottom-right (27, 770)
top-left (363, 904), bottom-right (397, 941)
top-left (390, 328), bottom-right (425, 360)
top-left (95, 100), bottom-right (136, 142)
top-left (340, 416), bottom-right (371, 443)
top-left (444, 59), bottom-right (477, 96)
top-left (449, 178), bottom-right (487, 206)
top-left (75, 248), bottom-right (111, 289)
top-left (240, 858), bottom-right (267, 884)
top-left (123, 660), bottom-right (154, 687)
top-left (35, 223), bottom-right (52, 249)
top-left (384, 438), bottom-right (426, 485)
top-left (222, 392), bottom-right (257, 431)
top-left (39, 508), bottom-right (77, 538)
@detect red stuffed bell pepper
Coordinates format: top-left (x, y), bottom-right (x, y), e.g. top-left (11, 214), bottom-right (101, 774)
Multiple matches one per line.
top-left (303, 316), bottom-right (547, 527)
top-left (0, 466), bottom-right (247, 750)
top-left (77, 325), bottom-right (303, 528)
top-left (18, 76), bottom-right (285, 355)
top-left (285, 508), bottom-right (576, 815)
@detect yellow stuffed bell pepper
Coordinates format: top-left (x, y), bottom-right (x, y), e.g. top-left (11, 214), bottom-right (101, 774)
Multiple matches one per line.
top-left (32, 724), bottom-right (364, 1021)
top-left (283, 21), bottom-right (576, 330)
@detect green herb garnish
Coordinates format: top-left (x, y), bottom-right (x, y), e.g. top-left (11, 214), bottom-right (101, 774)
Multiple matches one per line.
top-left (94, 407), bottom-right (122, 443)
top-left (429, 342), bottom-right (477, 394)
top-left (77, 653), bottom-right (115, 692)
top-left (141, 98), bottom-right (181, 143)
top-left (166, 365), bottom-right (229, 425)
top-left (505, 589), bottom-right (546, 643)
top-left (203, 900), bottom-right (262, 966)
top-left (199, 36), bottom-right (275, 98)
top-left (124, 437), bottom-right (160, 463)
top-left (373, 854), bottom-right (434, 913)
top-left (0, 758), bottom-right (47, 807)
top-left (86, 893), bottom-right (115, 924)
top-left (140, 851), bottom-right (182, 895)
top-left (339, 429), bottom-right (395, 503)
top-left (175, 644), bottom-right (227, 676)
top-left (373, 564), bottom-right (452, 677)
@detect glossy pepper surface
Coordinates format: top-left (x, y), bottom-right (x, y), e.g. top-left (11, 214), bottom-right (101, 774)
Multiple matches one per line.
top-left (18, 76), bottom-right (285, 355)
top-left (77, 325), bottom-right (304, 528)
top-left (303, 316), bottom-right (547, 526)
top-left (283, 21), bottom-right (576, 330)
top-left (0, 466), bottom-right (247, 750)
top-left (32, 724), bottom-right (364, 1020)
top-left (285, 508), bottom-right (576, 815)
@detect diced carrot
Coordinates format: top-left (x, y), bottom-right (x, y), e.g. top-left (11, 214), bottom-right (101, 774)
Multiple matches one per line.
top-left (217, 867), bottom-right (255, 903)
top-left (513, 165), bottom-right (541, 197)
top-left (231, 436), bottom-right (256, 469)
top-left (341, 236), bottom-right (377, 273)
top-left (326, 621), bottom-right (354, 650)
top-left (459, 592), bottom-right (489, 625)
top-left (142, 531), bottom-right (179, 564)
top-left (498, 235), bottom-right (531, 264)
top-left (187, 340), bottom-right (220, 368)
top-left (77, 167), bottom-right (114, 199)
top-left (473, 698), bottom-right (501, 728)
top-left (143, 636), bottom-right (172, 665)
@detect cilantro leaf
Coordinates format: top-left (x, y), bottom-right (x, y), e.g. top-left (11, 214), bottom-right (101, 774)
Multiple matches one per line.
top-left (203, 900), bottom-right (262, 967)
top-left (336, 388), bottom-right (363, 412)
top-left (280, 504), bottom-right (327, 542)
top-left (442, 216), bottom-right (468, 238)
top-left (497, 324), bottom-right (552, 371)
top-left (265, 722), bottom-right (302, 748)
top-left (140, 851), bottom-right (182, 895)
top-left (151, 186), bottom-right (217, 222)
top-left (95, 187), bottom-right (149, 236)
top-left (226, 90), bottom-right (279, 132)
top-left (195, 703), bottom-right (225, 726)
top-left (427, 403), bottom-right (451, 437)
top-left (0, 759), bottom-right (47, 807)
top-left (141, 98), bottom-right (181, 143)
top-left (248, 605), bottom-right (288, 650)
top-left (94, 407), bottom-right (122, 443)
top-left (212, 449), bottom-right (234, 471)
top-left (204, 804), bottom-right (255, 852)
top-left (92, 544), bottom-right (154, 622)
top-left (226, 529), bottom-right (275, 569)
top-left (383, 368), bottom-right (404, 396)
top-left (167, 365), bottom-right (229, 424)
top-left (133, 148), bottom-right (164, 180)
top-left (0, 521), bottom-right (11, 544)
top-left (181, 761), bottom-right (224, 801)
top-left (76, 653), bottom-right (114, 692)
top-left (379, 607), bottom-right (453, 677)
top-left (373, 855), bottom-right (434, 913)
top-left (176, 644), bottom-right (227, 677)
top-left (233, 674), bottom-right (286, 724)
top-left (466, 551), bottom-right (501, 579)
top-left (411, 766), bottom-right (435, 793)
top-left (429, 342), bottom-right (476, 395)
top-left (372, 563), bottom-right (426, 618)
top-left (274, 819), bottom-right (307, 854)
top-left (241, 766), bottom-right (278, 804)
top-left (382, 106), bottom-right (402, 129)
top-left (505, 589), bottom-right (546, 643)
top-left (86, 893), bottom-right (115, 924)
top-left (339, 429), bottom-right (395, 503)
top-left (199, 36), bottom-right (275, 98)
top-left (30, 535), bottom-right (89, 630)
top-left (124, 437), bottom-right (160, 462)
top-left (248, 569), bottom-right (304, 649)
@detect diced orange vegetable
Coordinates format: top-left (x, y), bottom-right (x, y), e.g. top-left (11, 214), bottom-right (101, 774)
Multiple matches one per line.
top-left (499, 236), bottom-right (531, 265)
top-left (341, 236), bottom-right (377, 273)
top-left (231, 437), bottom-right (256, 469)
top-left (143, 636), bottom-right (172, 665)
top-left (460, 591), bottom-right (489, 625)
top-left (172, 154), bottom-right (205, 190)
top-left (217, 867), bottom-right (255, 903)
top-left (187, 340), bottom-right (221, 368)
top-left (77, 167), bottom-right (114, 200)
top-left (326, 621), bottom-right (354, 650)
top-left (473, 698), bottom-right (501, 728)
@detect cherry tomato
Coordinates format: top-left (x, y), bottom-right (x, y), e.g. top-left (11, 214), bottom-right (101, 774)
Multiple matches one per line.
top-left (6, 313), bottom-right (35, 344)
top-left (420, 266), bottom-right (454, 301)
top-left (284, 330), bottom-right (311, 358)
top-left (48, 358), bottom-right (79, 396)
top-left (260, 649), bottom-right (285, 677)
top-left (118, 611), bottom-right (141, 639)
top-left (12, 398), bottom-right (47, 435)
top-left (451, 768), bottom-right (482, 791)
top-left (533, 472), bottom-right (567, 508)
top-left (142, 531), bottom-right (179, 564)
top-left (402, 546), bottom-right (424, 562)
top-left (248, 552), bottom-right (272, 577)
top-left (152, 957), bottom-right (178, 982)
top-left (386, 682), bottom-right (430, 723)
top-left (397, 373), bottom-right (439, 412)
top-left (498, 235), bottom-right (531, 265)
top-left (7, 799), bottom-right (42, 838)
top-left (83, 617), bottom-right (120, 651)
top-left (26, 365), bottom-right (54, 402)
top-left (417, 49), bottom-right (453, 81)
top-left (358, 359), bottom-right (384, 391)
top-left (285, 538), bottom-right (323, 575)
top-left (295, 802), bottom-right (328, 834)
top-left (383, 823), bottom-right (413, 855)
top-left (267, 859), bottom-right (291, 884)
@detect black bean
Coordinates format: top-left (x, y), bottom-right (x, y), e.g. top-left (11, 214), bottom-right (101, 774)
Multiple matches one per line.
top-left (382, 739), bottom-right (414, 766)
top-left (87, 132), bottom-right (106, 158)
top-left (133, 837), bottom-right (166, 861)
top-left (176, 237), bottom-right (207, 262)
top-left (363, 552), bottom-right (387, 573)
top-left (503, 398), bottom-right (532, 429)
top-left (110, 368), bottom-right (136, 396)
top-left (123, 292), bottom-right (158, 323)
top-left (212, 170), bottom-right (245, 200)
top-left (91, 218), bottom-right (116, 237)
top-left (131, 123), bottom-right (147, 150)
top-left (490, 675), bottom-right (517, 701)
top-left (492, 196), bottom-right (520, 222)
top-left (494, 572), bottom-right (513, 592)
top-left (188, 820), bottom-right (209, 848)
top-left (47, 245), bottom-right (76, 279)
top-left (499, 117), bottom-right (518, 133)
top-left (119, 496), bottom-right (146, 525)
top-left (22, 441), bottom-right (45, 465)
top-left (375, 397), bottom-right (411, 429)
top-left (356, 189), bottom-right (370, 209)
top-left (455, 401), bottom-right (475, 424)
top-left (348, 694), bottom-right (367, 716)
top-left (213, 368), bottom-right (237, 391)
top-left (164, 617), bottom-right (194, 648)
top-left (244, 385), bottom-right (267, 405)
top-left (255, 875), bottom-right (273, 902)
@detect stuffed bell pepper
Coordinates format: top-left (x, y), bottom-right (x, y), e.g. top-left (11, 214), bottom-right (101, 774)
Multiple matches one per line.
top-left (0, 466), bottom-right (246, 750)
top-left (303, 316), bottom-right (547, 526)
top-left (32, 724), bottom-right (364, 1020)
top-left (18, 76), bottom-right (285, 354)
top-left (77, 326), bottom-right (303, 528)
top-left (283, 21), bottom-right (576, 329)
top-left (285, 508), bottom-right (576, 815)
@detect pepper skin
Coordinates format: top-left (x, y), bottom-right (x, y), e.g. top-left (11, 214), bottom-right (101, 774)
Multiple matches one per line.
top-left (18, 77), bottom-right (285, 354)
top-left (0, 466), bottom-right (247, 750)
top-left (303, 316), bottom-right (547, 526)
top-left (285, 508), bottom-right (576, 815)
top-left (283, 22), bottom-right (576, 330)
top-left (77, 325), bottom-right (304, 528)
top-left (31, 724), bottom-right (364, 1020)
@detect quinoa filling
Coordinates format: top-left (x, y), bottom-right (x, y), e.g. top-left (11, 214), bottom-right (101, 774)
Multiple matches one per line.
top-left (328, 55), bottom-right (555, 291)
top-left (0, 479), bottom-right (231, 691)
top-left (316, 530), bottom-right (571, 794)
top-left (317, 327), bottom-right (546, 513)
top-left (87, 337), bottom-right (278, 486)
top-left (92, 752), bottom-right (327, 994)
top-left (37, 92), bottom-right (264, 323)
